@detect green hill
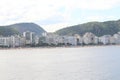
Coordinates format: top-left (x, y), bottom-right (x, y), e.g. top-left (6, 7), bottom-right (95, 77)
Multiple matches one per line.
top-left (0, 23), bottom-right (46, 36)
top-left (56, 20), bottom-right (120, 36)
top-left (0, 26), bottom-right (19, 36)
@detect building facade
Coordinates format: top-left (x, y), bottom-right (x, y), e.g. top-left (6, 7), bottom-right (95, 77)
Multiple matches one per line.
top-left (23, 31), bottom-right (36, 45)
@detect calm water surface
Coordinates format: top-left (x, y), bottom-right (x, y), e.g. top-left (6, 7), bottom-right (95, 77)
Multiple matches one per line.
top-left (0, 46), bottom-right (120, 80)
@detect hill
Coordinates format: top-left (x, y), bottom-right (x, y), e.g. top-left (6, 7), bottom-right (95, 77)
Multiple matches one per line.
top-left (55, 20), bottom-right (120, 36)
top-left (0, 23), bottom-right (46, 36)
top-left (0, 26), bottom-right (19, 36)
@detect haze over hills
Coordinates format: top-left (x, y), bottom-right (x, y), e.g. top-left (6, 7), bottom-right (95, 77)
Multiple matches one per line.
top-left (55, 19), bottom-right (120, 37)
top-left (0, 23), bottom-right (46, 36)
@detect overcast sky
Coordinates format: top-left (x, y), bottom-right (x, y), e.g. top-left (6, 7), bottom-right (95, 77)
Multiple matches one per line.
top-left (0, 0), bottom-right (120, 32)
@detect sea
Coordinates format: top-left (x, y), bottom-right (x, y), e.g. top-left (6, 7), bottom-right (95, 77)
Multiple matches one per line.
top-left (0, 46), bottom-right (120, 80)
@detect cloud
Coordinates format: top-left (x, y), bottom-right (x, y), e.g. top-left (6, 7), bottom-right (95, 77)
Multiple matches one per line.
top-left (43, 15), bottom-right (120, 32)
top-left (42, 22), bottom-right (71, 32)
top-left (0, 0), bottom-right (58, 24)
top-left (0, 0), bottom-right (120, 31)
top-left (84, 15), bottom-right (120, 22)
top-left (48, 0), bottom-right (120, 10)
top-left (70, 0), bottom-right (120, 10)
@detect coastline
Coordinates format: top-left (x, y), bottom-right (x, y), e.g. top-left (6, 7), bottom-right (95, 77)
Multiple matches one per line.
top-left (0, 44), bottom-right (119, 50)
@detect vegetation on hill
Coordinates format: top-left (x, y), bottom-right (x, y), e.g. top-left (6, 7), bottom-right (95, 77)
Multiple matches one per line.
top-left (0, 26), bottom-right (19, 36)
top-left (56, 20), bottom-right (120, 36)
top-left (0, 23), bottom-right (46, 36)
top-left (9, 23), bottom-right (46, 35)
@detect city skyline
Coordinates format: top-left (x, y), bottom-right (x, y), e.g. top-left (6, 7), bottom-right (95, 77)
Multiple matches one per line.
top-left (0, 0), bottom-right (120, 32)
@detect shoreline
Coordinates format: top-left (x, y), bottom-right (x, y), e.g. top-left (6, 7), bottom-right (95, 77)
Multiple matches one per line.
top-left (0, 44), bottom-right (120, 50)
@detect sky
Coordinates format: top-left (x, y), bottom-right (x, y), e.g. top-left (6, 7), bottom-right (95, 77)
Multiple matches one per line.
top-left (0, 0), bottom-right (120, 32)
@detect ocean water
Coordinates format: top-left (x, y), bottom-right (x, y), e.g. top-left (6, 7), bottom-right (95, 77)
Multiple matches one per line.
top-left (0, 46), bottom-right (120, 80)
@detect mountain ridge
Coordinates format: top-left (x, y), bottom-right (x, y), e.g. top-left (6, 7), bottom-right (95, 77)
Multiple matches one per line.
top-left (55, 19), bottom-right (120, 36)
top-left (0, 22), bottom-right (46, 36)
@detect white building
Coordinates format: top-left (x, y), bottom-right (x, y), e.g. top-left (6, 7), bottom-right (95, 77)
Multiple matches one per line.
top-left (113, 33), bottom-right (120, 44)
top-left (94, 36), bottom-right (99, 44)
top-left (45, 35), bottom-right (63, 45)
top-left (109, 36), bottom-right (116, 44)
top-left (83, 32), bottom-right (96, 45)
top-left (44, 33), bottom-right (59, 45)
top-left (35, 36), bottom-right (39, 45)
top-left (42, 32), bottom-right (47, 36)
top-left (0, 35), bottom-right (26, 47)
top-left (56, 36), bottom-right (64, 44)
top-left (42, 33), bottom-right (77, 46)
top-left (74, 34), bottom-right (83, 45)
top-left (99, 35), bottom-right (111, 45)
top-left (0, 36), bottom-right (10, 47)
top-left (67, 36), bottom-right (77, 46)
top-left (39, 36), bottom-right (46, 45)
top-left (9, 35), bottom-right (26, 47)
top-left (62, 36), bottom-right (77, 46)
top-left (23, 31), bottom-right (36, 45)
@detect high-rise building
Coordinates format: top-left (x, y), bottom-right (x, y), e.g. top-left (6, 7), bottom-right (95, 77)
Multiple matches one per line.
top-left (23, 31), bottom-right (36, 45)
